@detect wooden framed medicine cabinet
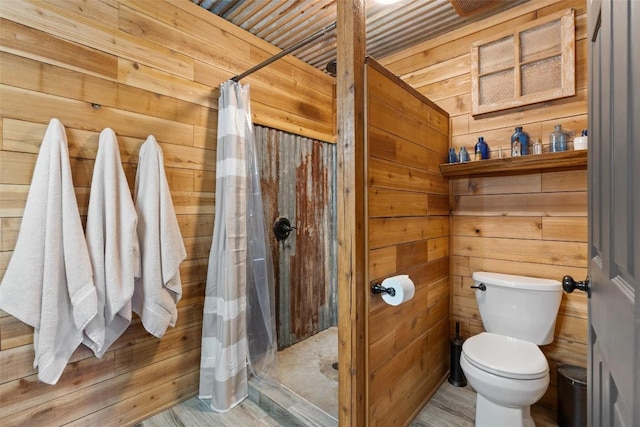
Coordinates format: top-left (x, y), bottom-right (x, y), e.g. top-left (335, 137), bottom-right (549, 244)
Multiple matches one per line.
top-left (470, 8), bottom-right (576, 115)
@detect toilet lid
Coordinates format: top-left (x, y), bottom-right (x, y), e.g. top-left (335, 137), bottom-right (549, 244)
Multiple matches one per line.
top-left (462, 332), bottom-right (548, 380)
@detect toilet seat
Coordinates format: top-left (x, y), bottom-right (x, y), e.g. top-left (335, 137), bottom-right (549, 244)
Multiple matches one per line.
top-left (462, 332), bottom-right (548, 380)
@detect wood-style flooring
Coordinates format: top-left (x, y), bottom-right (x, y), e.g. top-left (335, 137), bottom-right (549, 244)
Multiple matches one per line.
top-left (140, 327), bottom-right (558, 426)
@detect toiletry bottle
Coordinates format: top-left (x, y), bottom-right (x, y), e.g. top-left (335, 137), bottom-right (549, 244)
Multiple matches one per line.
top-left (511, 126), bottom-right (529, 155)
top-left (474, 136), bottom-right (489, 160)
top-left (574, 129), bottom-right (588, 150)
top-left (459, 146), bottom-right (470, 163)
top-left (550, 124), bottom-right (568, 152)
top-left (532, 138), bottom-right (543, 155)
top-left (511, 137), bottom-right (522, 157)
top-left (448, 147), bottom-right (458, 163)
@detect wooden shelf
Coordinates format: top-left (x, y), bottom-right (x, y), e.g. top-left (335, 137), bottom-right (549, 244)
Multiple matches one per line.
top-left (439, 150), bottom-right (588, 177)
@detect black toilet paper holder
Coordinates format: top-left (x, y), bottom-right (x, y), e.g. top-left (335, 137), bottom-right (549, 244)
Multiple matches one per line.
top-left (371, 283), bottom-right (396, 297)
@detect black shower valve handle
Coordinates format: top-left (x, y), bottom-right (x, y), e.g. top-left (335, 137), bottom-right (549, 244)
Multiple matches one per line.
top-left (273, 217), bottom-right (297, 241)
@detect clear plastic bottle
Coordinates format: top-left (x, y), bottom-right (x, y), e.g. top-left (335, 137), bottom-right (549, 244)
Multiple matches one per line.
top-left (550, 124), bottom-right (568, 152)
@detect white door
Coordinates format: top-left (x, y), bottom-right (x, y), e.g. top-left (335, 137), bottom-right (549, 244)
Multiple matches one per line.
top-left (586, 0), bottom-right (639, 425)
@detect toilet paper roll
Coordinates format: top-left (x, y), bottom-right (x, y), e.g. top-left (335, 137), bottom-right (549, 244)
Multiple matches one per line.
top-left (381, 275), bottom-right (415, 306)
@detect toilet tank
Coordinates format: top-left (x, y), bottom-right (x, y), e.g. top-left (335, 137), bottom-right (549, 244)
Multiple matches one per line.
top-left (472, 271), bottom-right (562, 345)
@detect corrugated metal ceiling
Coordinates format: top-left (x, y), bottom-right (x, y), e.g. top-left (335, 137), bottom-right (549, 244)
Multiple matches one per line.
top-left (193, 0), bottom-right (528, 74)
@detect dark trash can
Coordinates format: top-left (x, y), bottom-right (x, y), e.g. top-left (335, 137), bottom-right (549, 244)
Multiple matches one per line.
top-left (557, 365), bottom-right (587, 427)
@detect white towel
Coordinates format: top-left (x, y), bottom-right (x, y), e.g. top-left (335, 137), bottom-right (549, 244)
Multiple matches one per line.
top-left (83, 128), bottom-right (140, 357)
top-left (132, 135), bottom-right (186, 338)
top-left (0, 118), bottom-right (97, 385)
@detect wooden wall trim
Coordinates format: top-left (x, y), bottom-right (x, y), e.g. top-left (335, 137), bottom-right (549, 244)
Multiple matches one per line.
top-left (337, 1), bottom-right (367, 426)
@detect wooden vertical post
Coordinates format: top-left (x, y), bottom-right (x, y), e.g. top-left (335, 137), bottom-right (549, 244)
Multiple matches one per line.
top-left (337, 1), bottom-right (367, 426)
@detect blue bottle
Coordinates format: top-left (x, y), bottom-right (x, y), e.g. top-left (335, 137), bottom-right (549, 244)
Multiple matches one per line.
top-left (459, 146), bottom-right (470, 163)
top-left (511, 126), bottom-right (529, 155)
top-left (448, 147), bottom-right (458, 163)
top-left (474, 136), bottom-right (489, 160)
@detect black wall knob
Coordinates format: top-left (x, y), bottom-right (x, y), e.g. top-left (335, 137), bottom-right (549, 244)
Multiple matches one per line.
top-left (562, 275), bottom-right (591, 298)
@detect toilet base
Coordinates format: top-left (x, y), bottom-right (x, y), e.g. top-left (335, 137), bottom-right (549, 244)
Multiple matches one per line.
top-left (475, 394), bottom-right (535, 427)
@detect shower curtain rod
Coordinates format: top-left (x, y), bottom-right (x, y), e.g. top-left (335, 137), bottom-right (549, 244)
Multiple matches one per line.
top-left (231, 21), bottom-right (337, 82)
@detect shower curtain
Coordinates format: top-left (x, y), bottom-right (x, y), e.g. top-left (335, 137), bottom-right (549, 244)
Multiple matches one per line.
top-left (199, 81), bottom-right (278, 412)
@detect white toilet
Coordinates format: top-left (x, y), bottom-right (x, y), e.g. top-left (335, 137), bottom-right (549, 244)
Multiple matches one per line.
top-left (460, 271), bottom-right (562, 427)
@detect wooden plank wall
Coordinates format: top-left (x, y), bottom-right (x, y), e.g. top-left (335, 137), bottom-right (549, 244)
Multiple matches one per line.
top-left (381, 0), bottom-right (588, 413)
top-left (0, 1), bottom-right (334, 425)
top-left (254, 126), bottom-right (337, 349)
top-left (365, 59), bottom-right (450, 426)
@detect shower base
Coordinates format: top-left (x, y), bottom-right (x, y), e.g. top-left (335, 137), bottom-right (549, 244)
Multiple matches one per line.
top-left (248, 326), bottom-right (339, 427)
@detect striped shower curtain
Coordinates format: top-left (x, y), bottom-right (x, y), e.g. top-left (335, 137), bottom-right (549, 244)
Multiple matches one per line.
top-left (199, 81), bottom-right (277, 412)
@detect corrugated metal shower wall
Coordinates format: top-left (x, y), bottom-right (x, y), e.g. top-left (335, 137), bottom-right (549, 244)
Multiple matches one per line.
top-left (254, 126), bottom-right (337, 349)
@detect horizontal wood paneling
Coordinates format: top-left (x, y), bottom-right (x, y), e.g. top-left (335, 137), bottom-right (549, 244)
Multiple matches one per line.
top-left (381, 0), bottom-right (588, 416)
top-left (365, 60), bottom-right (450, 427)
top-left (0, 0), bottom-right (334, 425)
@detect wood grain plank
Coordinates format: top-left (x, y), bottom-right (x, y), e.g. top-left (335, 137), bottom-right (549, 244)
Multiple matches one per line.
top-left (451, 173), bottom-right (542, 196)
top-left (0, 315), bottom-right (32, 350)
top-left (0, 53), bottom-right (212, 130)
top-left (554, 313), bottom-right (588, 344)
top-left (453, 216), bottom-right (543, 239)
top-left (428, 194), bottom-right (450, 216)
top-left (454, 236), bottom-right (588, 267)
top-left (428, 236), bottom-right (449, 261)
top-left (177, 214), bottom-right (214, 239)
top-left (0, 85), bottom-right (195, 145)
top-left (0, 349), bottom-right (200, 427)
top-left (0, 352), bottom-right (115, 418)
top-left (368, 96), bottom-right (448, 154)
top-left (367, 63), bottom-right (449, 136)
top-left (369, 157), bottom-right (448, 195)
top-left (368, 188), bottom-right (429, 218)
top-left (541, 168), bottom-right (588, 192)
top-left (369, 216), bottom-right (449, 249)
top-left (0, 217), bottom-right (19, 251)
top-left (454, 192), bottom-right (587, 217)
top-left (403, 54), bottom-right (470, 90)
top-left (66, 371), bottom-right (199, 427)
top-left (47, 0), bottom-right (119, 28)
top-left (467, 257), bottom-right (587, 284)
top-left (0, 0), bottom-right (194, 79)
top-left (368, 125), bottom-right (433, 172)
top-left (0, 19), bottom-right (118, 79)
top-left (542, 217), bottom-right (588, 242)
top-left (114, 325), bottom-right (201, 375)
top-left (369, 246), bottom-right (396, 280)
